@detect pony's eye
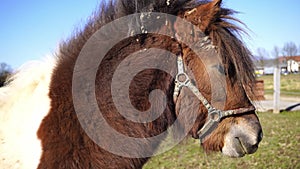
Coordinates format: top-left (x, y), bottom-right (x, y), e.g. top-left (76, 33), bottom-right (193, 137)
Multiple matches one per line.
top-left (213, 64), bottom-right (226, 75)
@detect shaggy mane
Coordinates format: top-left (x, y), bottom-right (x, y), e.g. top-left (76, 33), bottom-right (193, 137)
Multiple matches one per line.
top-left (60, 0), bottom-right (254, 88)
top-left (208, 7), bottom-right (255, 86)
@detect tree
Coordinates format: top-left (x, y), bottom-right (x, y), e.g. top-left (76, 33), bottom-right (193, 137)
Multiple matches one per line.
top-left (0, 63), bottom-right (12, 87)
top-left (256, 47), bottom-right (269, 68)
top-left (282, 42), bottom-right (298, 57)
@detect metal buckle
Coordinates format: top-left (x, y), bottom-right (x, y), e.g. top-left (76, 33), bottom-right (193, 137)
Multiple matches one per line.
top-left (208, 109), bottom-right (222, 122)
top-left (175, 73), bottom-right (189, 87)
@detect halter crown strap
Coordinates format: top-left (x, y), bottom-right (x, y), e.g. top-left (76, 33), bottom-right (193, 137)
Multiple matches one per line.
top-left (173, 54), bottom-right (255, 143)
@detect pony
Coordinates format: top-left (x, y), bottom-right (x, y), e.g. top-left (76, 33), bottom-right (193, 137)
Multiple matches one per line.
top-left (0, 0), bottom-right (263, 168)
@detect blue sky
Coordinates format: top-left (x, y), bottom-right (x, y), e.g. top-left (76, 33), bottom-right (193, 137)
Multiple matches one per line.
top-left (1, 0), bottom-right (300, 69)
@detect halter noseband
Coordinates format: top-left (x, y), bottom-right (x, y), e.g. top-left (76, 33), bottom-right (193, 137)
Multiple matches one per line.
top-left (173, 54), bottom-right (255, 143)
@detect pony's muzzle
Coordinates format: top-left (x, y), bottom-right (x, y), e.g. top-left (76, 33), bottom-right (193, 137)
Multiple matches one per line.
top-left (235, 128), bottom-right (263, 155)
top-left (221, 115), bottom-right (263, 157)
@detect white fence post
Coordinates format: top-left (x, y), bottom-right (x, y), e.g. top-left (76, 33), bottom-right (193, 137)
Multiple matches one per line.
top-left (273, 68), bottom-right (280, 114)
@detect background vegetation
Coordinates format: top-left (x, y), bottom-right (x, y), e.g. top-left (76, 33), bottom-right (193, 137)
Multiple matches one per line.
top-left (144, 111), bottom-right (300, 169)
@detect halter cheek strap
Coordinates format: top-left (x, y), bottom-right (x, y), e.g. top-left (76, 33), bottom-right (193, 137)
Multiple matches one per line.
top-left (173, 54), bottom-right (255, 143)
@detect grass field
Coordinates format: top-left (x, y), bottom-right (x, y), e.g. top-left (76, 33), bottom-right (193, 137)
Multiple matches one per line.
top-left (257, 74), bottom-right (300, 96)
top-left (144, 111), bottom-right (300, 169)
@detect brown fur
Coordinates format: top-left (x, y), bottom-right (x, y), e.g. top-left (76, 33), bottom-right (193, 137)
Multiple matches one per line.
top-left (37, 0), bottom-right (258, 168)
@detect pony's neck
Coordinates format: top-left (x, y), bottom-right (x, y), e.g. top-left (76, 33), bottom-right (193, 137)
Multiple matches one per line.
top-left (37, 35), bottom-right (179, 168)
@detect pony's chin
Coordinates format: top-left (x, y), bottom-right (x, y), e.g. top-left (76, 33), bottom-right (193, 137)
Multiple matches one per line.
top-left (221, 136), bottom-right (259, 158)
top-left (221, 138), bottom-right (246, 158)
top-left (222, 150), bottom-right (245, 158)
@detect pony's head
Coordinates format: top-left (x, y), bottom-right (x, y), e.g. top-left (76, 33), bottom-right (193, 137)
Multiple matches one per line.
top-left (173, 0), bottom-right (262, 157)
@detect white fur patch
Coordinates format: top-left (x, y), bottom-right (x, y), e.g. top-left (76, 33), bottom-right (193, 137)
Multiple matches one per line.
top-left (0, 56), bottom-right (56, 168)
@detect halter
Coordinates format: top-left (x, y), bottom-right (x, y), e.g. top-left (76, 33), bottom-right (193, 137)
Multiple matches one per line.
top-left (173, 54), bottom-right (255, 143)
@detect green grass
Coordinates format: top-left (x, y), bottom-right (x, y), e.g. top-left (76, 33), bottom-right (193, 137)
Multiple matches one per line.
top-left (144, 111), bottom-right (300, 169)
top-left (257, 74), bottom-right (300, 96)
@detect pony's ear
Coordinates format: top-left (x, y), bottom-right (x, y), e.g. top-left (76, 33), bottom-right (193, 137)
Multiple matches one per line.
top-left (183, 0), bottom-right (222, 33)
top-left (212, 0), bottom-right (222, 8)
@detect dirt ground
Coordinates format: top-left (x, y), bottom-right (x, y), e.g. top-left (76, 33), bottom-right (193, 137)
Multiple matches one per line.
top-left (253, 94), bottom-right (300, 112)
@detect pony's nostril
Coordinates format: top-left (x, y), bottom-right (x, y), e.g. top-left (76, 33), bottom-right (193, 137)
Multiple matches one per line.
top-left (250, 144), bottom-right (258, 154)
top-left (258, 130), bottom-right (263, 143)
